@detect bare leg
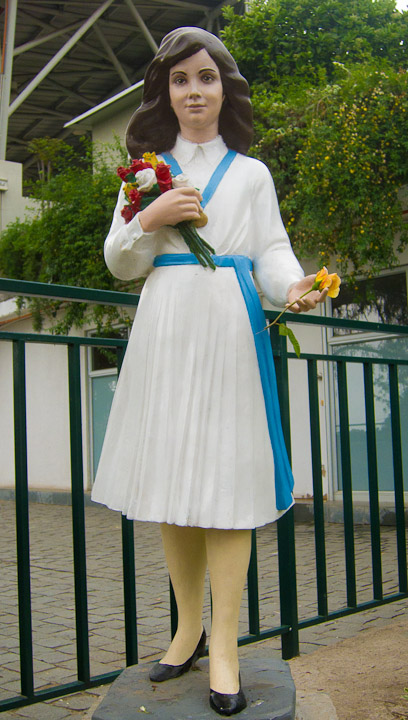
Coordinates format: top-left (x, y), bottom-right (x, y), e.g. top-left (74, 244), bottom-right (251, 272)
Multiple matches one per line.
top-left (159, 523), bottom-right (207, 665)
top-left (205, 528), bottom-right (252, 693)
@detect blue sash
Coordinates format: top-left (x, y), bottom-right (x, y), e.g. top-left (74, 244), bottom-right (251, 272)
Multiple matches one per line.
top-left (153, 253), bottom-right (294, 512)
top-left (161, 150), bottom-right (237, 210)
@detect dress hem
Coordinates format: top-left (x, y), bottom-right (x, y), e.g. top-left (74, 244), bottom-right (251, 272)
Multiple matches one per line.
top-left (90, 494), bottom-right (295, 530)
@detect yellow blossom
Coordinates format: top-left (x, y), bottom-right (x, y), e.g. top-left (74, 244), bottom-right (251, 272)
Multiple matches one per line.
top-left (313, 267), bottom-right (341, 297)
top-left (142, 151), bottom-right (159, 169)
top-left (326, 272), bottom-right (341, 298)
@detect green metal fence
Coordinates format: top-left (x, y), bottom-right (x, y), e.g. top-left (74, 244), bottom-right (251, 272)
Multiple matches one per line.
top-left (0, 277), bottom-right (407, 712)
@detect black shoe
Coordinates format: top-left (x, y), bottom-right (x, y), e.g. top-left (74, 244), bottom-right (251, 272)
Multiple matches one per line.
top-left (209, 677), bottom-right (247, 716)
top-left (149, 628), bottom-right (206, 682)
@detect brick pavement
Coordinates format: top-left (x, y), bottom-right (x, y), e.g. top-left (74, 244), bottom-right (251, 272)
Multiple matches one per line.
top-left (1, 499), bottom-right (407, 719)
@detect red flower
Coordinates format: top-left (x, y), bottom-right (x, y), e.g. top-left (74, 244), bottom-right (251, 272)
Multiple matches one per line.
top-left (130, 158), bottom-right (153, 173)
top-left (128, 188), bottom-right (142, 211)
top-left (121, 205), bottom-right (134, 223)
top-left (155, 163), bottom-right (173, 193)
top-left (117, 166), bottom-right (132, 181)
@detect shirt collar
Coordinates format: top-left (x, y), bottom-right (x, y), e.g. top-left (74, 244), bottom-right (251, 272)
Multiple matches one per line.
top-left (171, 134), bottom-right (228, 166)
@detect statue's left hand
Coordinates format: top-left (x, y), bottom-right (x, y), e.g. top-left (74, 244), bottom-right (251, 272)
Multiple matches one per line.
top-left (286, 275), bottom-right (328, 313)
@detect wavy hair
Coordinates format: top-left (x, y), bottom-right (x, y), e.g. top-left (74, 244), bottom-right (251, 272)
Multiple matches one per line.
top-left (126, 26), bottom-right (253, 157)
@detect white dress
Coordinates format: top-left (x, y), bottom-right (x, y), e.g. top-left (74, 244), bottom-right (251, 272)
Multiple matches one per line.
top-left (91, 134), bottom-right (304, 529)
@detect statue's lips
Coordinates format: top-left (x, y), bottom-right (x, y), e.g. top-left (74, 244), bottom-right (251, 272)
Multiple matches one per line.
top-left (186, 105), bottom-right (206, 110)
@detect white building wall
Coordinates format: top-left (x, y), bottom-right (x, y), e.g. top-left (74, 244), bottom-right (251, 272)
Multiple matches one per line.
top-left (93, 115), bottom-right (129, 151)
top-left (0, 159), bottom-right (39, 231)
top-left (0, 311), bottom-right (92, 493)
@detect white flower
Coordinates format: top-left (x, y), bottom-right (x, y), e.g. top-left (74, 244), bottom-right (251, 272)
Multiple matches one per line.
top-left (135, 168), bottom-right (157, 192)
top-left (172, 173), bottom-right (194, 189)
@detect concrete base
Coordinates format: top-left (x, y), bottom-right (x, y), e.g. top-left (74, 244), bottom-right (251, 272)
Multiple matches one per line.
top-left (93, 657), bottom-right (295, 720)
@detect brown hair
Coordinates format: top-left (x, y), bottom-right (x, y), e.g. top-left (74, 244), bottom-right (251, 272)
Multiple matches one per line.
top-left (126, 26), bottom-right (253, 158)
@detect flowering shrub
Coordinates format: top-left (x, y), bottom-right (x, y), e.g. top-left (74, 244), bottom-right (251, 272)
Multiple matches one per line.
top-left (222, 0), bottom-right (408, 281)
top-left (286, 64), bottom-right (408, 280)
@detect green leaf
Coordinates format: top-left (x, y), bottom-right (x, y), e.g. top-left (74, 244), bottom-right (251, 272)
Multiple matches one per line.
top-left (278, 323), bottom-right (301, 358)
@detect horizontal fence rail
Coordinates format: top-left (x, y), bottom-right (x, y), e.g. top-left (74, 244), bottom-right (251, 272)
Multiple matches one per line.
top-left (0, 277), bottom-right (407, 710)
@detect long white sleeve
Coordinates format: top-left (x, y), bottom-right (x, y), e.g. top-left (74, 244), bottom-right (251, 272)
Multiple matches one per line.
top-left (103, 184), bottom-right (159, 281)
top-left (250, 161), bottom-right (304, 307)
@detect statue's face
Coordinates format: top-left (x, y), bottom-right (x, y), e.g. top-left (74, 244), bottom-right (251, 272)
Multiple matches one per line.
top-left (169, 49), bottom-right (224, 142)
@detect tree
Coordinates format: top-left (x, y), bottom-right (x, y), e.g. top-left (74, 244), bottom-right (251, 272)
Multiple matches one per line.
top-left (0, 139), bottom-right (134, 333)
top-left (222, 0), bottom-right (408, 280)
top-left (223, 0), bottom-right (407, 86)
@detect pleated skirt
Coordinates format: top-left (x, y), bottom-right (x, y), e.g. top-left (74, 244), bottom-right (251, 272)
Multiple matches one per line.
top-left (91, 263), bottom-right (290, 528)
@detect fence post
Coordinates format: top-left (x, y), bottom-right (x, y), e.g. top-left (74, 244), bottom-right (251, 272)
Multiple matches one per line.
top-left (337, 360), bottom-right (357, 608)
top-left (247, 529), bottom-right (260, 636)
top-left (270, 325), bottom-right (299, 660)
top-left (67, 342), bottom-right (90, 683)
top-left (13, 339), bottom-right (34, 698)
top-left (116, 345), bottom-right (139, 666)
top-left (363, 362), bottom-right (382, 601)
top-left (389, 363), bottom-right (407, 594)
top-left (307, 359), bottom-right (328, 617)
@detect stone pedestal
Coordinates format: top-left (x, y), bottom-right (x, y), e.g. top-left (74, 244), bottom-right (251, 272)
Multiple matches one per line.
top-left (93, 656), bottom-right (295, 720)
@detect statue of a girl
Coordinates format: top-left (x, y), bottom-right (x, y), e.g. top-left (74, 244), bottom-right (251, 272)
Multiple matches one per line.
top-left (91, 26), bottom-right (327, 716)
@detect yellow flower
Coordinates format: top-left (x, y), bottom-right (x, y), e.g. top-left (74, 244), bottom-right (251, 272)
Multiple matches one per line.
top-left (142, 151), bottom-right (159, 169)
top-left (314, 266), bottom-right (330, 288)
top-left (313, 267), bottom-right (341, 297)
top-left (326, 272), bottom-right (341, 298)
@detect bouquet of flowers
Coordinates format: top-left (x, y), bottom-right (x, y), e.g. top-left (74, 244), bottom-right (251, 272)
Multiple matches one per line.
top-left (117, 152), bottom-right (216, 270)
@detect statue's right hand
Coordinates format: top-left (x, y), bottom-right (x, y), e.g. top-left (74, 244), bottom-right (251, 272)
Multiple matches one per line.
top-left (138, 187), bottom-right (202, 232)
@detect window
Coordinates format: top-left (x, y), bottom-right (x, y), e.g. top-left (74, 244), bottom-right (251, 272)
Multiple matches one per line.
top-left (88, 327), bottom-right (129, 480)
top-left (328, 270), bottom-right (408, 495)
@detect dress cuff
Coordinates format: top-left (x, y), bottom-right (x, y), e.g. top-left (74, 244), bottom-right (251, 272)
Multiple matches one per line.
top-left (120, 213), bottom-right (154, 251)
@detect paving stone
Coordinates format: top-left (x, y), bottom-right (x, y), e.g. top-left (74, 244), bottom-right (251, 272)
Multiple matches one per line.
top-left (10, 703), bottom-right (74, 719)
top-left (49, 692), bottom-right (95, 711)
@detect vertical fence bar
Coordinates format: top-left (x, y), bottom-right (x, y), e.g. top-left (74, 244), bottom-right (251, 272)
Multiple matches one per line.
top-left (307, 359), bottom-right (328, 617)
top-left (67, 343), bottom-right (90, 683)
top-left (271, 326), bottom-right (299, 659)
top-left (247, 529), bottom-right (260, 636)
top-left (169, 580), bottom-right (178, 639)
top-left (121, 516), bottom-right (138, 666)
top-left (336, 360), bottom-right (357, 608)
top-left (363, 363), bottom-right (382, 600)
top-left (116, 345), bottom-right (139, 666)
top-left (13, 339), bottom-right (34, 699)
top-left (389, 364), bottom-right (407, 593)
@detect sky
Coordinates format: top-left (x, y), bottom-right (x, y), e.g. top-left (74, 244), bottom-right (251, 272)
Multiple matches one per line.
top-left (395, 0), bottom-right (408, 11)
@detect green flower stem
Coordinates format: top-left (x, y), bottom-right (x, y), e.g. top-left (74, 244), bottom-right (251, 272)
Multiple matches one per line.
top-left (176, 221), bottom-right (216, 270)
top-left (264, 286), bottom-right (319, 331)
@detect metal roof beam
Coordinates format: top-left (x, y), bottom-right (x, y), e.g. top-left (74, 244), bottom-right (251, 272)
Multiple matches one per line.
top-left (13, 22), bottom-right (82, 56)
top-left (18, 7), bottom-right (63, 32)
top-left (0, 0), bottom-right (18, 159)
top-left (147, 0), bottom-right (210, 10)
top-left (93, 24), bottom-right (132, 86)
top-left (97, 16), bottom-right (161, 36)
top-left (7, 135), bottom-right (28, 147)
top-left (123, 0), bottom-right (159, 53)
top-left (43, 78), bottom-right (96, 108)
top-left (22, 102), bottom-right (71, 119)
top-left (8, 0), bottom-right (116, 117)
top-left (13, 50), bottom-right (114, 71)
